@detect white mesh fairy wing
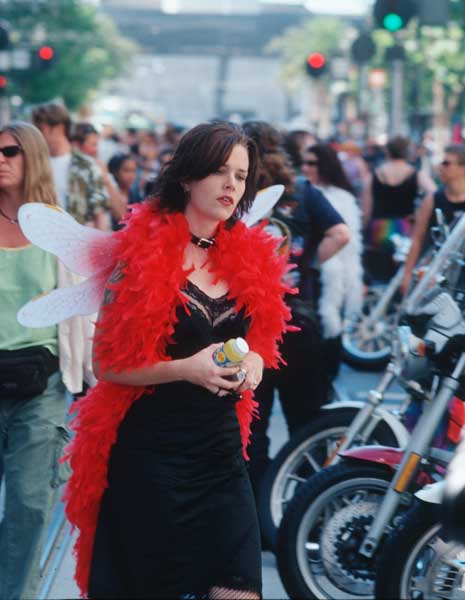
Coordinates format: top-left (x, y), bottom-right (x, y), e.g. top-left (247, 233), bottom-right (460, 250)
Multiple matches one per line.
top-left (17, 203), bottom-right (118, 327)
top-left (17, 271), bottom-right (109, 328)
top-left (18, 203), bottom-right (117, 277)
top-left (241, 185), bottom-right (285, 227)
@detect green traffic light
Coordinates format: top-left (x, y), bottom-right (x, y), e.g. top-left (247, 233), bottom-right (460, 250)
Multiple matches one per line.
top-left (383, 13), bottom-right (404, 31)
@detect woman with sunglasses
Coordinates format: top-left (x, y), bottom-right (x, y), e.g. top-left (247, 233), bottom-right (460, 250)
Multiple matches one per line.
top-left (402, 143), bottom-right (465, 294)
top-left (301, 142), bottom-right (363, 379)
top-left (0, 121), bottom-right (94, 600)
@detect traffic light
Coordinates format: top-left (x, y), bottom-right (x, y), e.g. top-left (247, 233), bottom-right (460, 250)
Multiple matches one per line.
top-left (305, 52), bottom-right (327, 78)
top-left (351, 33), bottom-right (376, 64)
top-left (34, 45), bottom-right (56, 70)
top-left (0, 75), bottom-right (8, 95)
top-left (374, 0), bottom-right (417, 32)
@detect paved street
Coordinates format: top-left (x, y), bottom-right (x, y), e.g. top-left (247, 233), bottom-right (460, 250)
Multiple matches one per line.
top-left (31, 363), bottom-right (405, 599)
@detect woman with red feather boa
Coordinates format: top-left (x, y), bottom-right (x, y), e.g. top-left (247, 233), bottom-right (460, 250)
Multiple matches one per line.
top-left (63, 122), bottom-right (294, 599)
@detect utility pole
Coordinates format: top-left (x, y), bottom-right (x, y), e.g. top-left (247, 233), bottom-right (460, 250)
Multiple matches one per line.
top-left (391, 59), bottom-right (404, 134)
top-left (386, 44), bottom-right (406, 135)
top-left (214, 52), bottom-right (230, 119)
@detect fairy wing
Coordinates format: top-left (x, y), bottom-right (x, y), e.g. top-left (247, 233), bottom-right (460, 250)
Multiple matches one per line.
top-left (17, 189), bottom-right (284, 327)
top-left (18, 203), bottom-right (117, 277)
top-left (242, 185), bottom-right (285, 227)
top-left (17, 271), bottom-right (109, 328)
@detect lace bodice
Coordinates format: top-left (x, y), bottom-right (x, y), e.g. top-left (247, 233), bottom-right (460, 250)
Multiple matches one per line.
top-left (182, 279), bottom-right (237, 329)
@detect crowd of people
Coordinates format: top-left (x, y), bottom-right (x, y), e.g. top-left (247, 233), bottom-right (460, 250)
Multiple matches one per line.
top-left (1, 99), bottom-right (465, 599)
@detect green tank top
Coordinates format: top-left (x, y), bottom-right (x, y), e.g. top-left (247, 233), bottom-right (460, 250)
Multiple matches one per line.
top-left (0, 243), bottom-right (58, 355)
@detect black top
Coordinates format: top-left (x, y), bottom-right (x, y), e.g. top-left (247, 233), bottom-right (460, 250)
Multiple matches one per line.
top-left (271, 178), bottom-right (344, 299)
top-left (433, 188), bottom-right (465, 226)
top-left (372, 169), bottom-right (418, 218)
top-left (116, 279), bottom-right (250, 457)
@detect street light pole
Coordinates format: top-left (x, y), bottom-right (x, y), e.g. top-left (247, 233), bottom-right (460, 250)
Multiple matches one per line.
top-left (0, 96), bottom-right (9, 124)
top-left (391, 58), bottom-right (404, 134)
top-left (385, 43), bottom-right (406, 135)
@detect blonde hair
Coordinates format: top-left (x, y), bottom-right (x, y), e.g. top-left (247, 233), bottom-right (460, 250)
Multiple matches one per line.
top-left (0, 121), bottom-right (56, 205)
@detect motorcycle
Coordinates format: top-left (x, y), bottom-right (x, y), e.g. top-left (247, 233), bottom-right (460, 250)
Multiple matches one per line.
top-left (375, 481), bottom-right (465, 600)
top-left (258, 365), bottom-right (406, 550)
top-left (276, 290), bottom-right (465, 599)
top-left (258, 211), bottom-right (465, 550)
top-left (342, 233), bottom-right (410, 371)
top-left (343, 208), bottom-right (453, 371)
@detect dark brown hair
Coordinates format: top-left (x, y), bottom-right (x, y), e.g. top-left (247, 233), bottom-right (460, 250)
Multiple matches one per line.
top-left (242, 120), bottom-right (295, 193)
top-left (306, 143), bottom-right (356, 195)
top-left (31, 102), bottom-right (72, 140)
top-left (71, 122), bottom-right (98, 144)
top-left (445, 144), bottom-right (465, 165)
top-left (386, 135), bottom-right (410, 160)
top-left (154, 122), bottom-right (259, 221)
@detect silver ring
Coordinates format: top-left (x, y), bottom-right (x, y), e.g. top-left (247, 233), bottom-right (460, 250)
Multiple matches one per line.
top-left (237, 368), bottom-right (247, 382)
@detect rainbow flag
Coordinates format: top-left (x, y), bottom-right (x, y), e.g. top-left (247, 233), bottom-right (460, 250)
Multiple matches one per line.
top-left (367, 217), bottom-right (412, 249)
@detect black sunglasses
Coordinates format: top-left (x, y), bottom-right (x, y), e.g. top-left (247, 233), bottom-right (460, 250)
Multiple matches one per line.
top-left (0, 145), bottom-right (22, 158)
top-left (440, 159), bottom-right (463, 167)
top-left (302, 160), bottom-right (319, 167)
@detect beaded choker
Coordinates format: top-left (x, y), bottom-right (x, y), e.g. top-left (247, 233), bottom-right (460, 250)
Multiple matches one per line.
top-left (190, 233), bottom-right (216, 249)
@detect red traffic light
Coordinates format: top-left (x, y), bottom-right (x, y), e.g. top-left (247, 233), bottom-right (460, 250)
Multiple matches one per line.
top-left (38, 46), bottom-right (54, 61)
top-left (307, 52), bottom-right (326, 69)
top-left (305, 52), bottom-right (327, 77)
top-left (0, 75), bottom-right (7, 88)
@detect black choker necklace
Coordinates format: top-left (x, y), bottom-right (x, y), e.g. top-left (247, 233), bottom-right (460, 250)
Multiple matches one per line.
top-left (190, 233), bottom-right (216, 249)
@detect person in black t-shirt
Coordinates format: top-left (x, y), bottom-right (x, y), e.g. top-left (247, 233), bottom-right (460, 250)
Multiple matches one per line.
top-left (242, 122), bottom-right (349, 504)
top-left (402, 144), bottom-right (465, 294)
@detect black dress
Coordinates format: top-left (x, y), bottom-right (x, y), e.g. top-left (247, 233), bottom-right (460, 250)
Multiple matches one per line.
top-left (88, 281), bottom-right (262, 599)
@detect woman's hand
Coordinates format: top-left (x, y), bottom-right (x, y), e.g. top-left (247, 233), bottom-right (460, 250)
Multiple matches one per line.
top-left (181, 343), bottom-right (242, 396)
top-left (236, 351), bottom-right (264, 394)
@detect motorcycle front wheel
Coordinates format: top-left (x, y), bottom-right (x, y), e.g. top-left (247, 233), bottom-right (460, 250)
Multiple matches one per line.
top-left (259, 408), bottom-right (399, 551)
top-left (277, 461), bottom-right (407, 600)
top-left (342, 287), bottom-right (399, 371)
top-left (375, 502), bottom-right (465, 600)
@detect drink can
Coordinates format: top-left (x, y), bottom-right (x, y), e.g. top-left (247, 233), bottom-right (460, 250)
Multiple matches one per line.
top-left (212, 337), bottom-right (249, 367)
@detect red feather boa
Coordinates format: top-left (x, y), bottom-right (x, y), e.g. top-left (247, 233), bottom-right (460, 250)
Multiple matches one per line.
top-left (62, 202), bottom-right (295, 596)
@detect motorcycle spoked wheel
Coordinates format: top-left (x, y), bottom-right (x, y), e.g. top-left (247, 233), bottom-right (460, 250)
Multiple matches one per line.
top-left (375, 502), bottom-right (465, 600)
top-left (342, 287), bottom-right (400, 372)
top-left (277, 461), bottom-right (410, 600)
top-left (258, 408), bottom-right (399, 551)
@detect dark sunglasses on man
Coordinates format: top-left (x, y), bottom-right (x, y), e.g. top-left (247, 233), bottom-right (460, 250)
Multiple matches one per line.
top-left (0, 145), bottom-right (22, 158)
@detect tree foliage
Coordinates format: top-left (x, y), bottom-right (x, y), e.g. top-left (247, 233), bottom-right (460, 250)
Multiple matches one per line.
top-left (267, 5), bottom-right (465, 127)
top-left (265, 17), bottom-right (351, 91)
top-left (3, 0), bottom-right (135, 111)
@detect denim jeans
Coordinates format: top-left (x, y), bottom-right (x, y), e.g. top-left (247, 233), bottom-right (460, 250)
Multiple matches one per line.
top-left (0, 371), bottom-right (70, 600)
